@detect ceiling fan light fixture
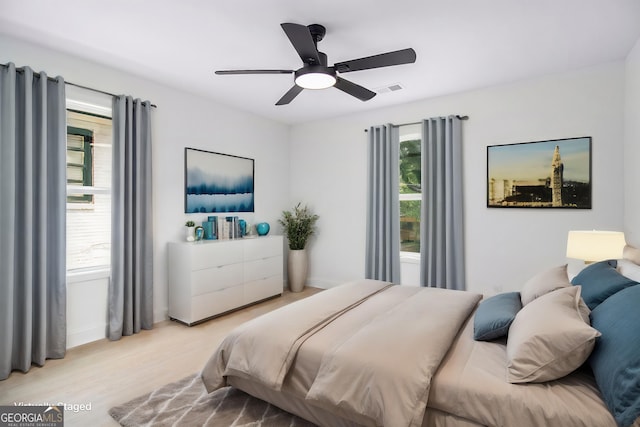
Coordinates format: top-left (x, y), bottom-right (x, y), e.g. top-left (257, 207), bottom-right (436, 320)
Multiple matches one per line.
top-left (215, 23), bottom-right (416, 105)
top-left (294, 66), bottom-right (336, 89)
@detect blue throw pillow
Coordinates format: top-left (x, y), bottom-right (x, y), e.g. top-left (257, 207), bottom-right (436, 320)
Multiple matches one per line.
top-left (473, 292), bottom-right (522, 341)
top-left (589, 284), bottom-right (640, 427)
top-left (571, 260), bottom-right (638, 310)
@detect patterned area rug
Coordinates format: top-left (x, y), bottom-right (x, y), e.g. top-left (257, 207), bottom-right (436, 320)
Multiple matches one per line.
top-left (109, 373), bottom-right (316, 426)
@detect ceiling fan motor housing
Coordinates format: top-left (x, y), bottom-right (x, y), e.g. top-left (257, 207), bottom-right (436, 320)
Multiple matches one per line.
top-left (308, 24), bottom-right (326, 44)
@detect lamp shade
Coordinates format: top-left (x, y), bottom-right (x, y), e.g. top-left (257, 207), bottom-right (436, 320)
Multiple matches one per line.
top-left (566, 230), bottom-right (626, 262)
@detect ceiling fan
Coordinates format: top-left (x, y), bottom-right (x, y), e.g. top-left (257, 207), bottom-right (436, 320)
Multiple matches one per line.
top-left (215, 23), bottom-right (417, 105)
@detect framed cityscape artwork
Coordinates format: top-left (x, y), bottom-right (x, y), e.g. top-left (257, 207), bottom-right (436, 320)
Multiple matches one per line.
top-left (487, 136), bottom-right (591, 208)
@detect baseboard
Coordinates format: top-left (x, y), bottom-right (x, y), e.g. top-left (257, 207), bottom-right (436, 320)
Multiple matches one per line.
top-left (154, 307), bottom-right (169, 323)
top-left (66, 324), bottom-right (106, 349)
top-left (67, 309), bottom-right (169, 349)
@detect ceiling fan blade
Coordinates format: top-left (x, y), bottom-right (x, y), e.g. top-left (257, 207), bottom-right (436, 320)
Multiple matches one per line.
top-left (215, 69), bottom-right (293, 75)
top-left (281, 23), bottom-right (321, 65)
top-left (275, 85), bottom-right (304, 105)
top-left (334, 48), bottom-right (417, 73)
top-left (334, 77), bottom-right (376, 101)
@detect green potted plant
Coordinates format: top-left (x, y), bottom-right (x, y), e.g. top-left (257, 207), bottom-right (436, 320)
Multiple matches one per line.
top-left (279, 203), bottom-right (319, 292)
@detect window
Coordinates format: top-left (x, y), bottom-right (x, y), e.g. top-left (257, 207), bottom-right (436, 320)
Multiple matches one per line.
top-left (399, 124), bottom-right (421, 254)
top-left (67, 126), bottom-right (93, 203)
top-left (66, 109), bottom-right (112, 271)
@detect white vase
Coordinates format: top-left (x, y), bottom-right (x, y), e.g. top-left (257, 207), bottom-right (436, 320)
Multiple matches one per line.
top-left (186, 226), bottom-right (195, 242)
top-left (288, 248), bottom-right (308, 292)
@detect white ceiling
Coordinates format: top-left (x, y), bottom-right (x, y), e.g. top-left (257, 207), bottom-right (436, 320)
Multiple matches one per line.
top-left (1, 0), bottom-right (640, 125)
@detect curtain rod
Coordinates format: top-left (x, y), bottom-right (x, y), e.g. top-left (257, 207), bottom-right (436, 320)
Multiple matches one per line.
top-left (1, 63), bottom-right (157, 108)
top-left (363, 115), bottom-right (469, 132)
top-left (66, 81), bottom-right (157, 108)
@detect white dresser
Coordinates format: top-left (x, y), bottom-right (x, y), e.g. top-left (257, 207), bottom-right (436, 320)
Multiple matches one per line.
top-left (168, 235), bottom-right (283, 325)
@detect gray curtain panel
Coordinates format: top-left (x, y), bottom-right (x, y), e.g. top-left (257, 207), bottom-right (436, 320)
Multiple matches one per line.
top-left (108, 96), bottom-right (154, 340)
top-left (0, 63), bottom-right (67, 380)
top-left (420, 116), bottom-right (465, 290)
top-left (365, 125), bottom-right (401, 283)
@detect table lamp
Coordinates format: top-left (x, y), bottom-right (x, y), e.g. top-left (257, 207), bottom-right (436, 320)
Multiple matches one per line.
top-left (566, 230), bottom-right (626, 264)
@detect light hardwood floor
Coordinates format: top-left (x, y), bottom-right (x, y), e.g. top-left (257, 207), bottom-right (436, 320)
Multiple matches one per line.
top-left (0, 287), bottom-right (323, 427)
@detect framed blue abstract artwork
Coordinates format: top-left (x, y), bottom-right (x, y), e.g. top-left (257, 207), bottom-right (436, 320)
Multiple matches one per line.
top-left (184, 148), bottom-right (255, 213)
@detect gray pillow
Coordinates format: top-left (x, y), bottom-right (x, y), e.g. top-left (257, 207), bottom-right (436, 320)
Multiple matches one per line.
top-left (520, 265), bottom-right (570, 306)
top-left (507, 286), bottom-right (600, 383)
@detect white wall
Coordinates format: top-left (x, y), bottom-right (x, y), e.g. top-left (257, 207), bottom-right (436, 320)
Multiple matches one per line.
top-left (0, 34), bottom-right (290, 347)
top-left (66, 271), bottom-right (109, 348)
top-left (624, 37), bottom-right (640, 246)
top-left (1, 32), bottom-right (634, 346)
top-left (290, 62), bottom-right (626, 294)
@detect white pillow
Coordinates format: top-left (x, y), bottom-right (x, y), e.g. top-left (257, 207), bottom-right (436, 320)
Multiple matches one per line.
top-left (507, 286), bottom-right (600, 383)
top-left (623, 245), bottom-right (640, 265)
top-left (520, 265), bottom-right (570, 306)
top-left (619, 259), bottom-right (640, 283)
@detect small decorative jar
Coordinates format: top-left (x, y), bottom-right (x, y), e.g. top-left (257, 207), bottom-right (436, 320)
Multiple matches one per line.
top-left (195, 226), bottom-right (204, 241)
top-left (256, 222), bottom-right (270, 236)
top-left (185, 221), bottom-right (196, 242)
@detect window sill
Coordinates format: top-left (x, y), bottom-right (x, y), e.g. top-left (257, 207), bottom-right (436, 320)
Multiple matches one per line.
top-left (400, 252), bottom-right (420, 264)
top-left (67, 267), bottom-right (110, 284)
top-left (67, 203), bottom-right (96, 211)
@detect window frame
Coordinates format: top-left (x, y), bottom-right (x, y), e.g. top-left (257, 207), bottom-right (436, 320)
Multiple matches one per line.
top-left (65, 107), bottom-right (113, 273)
top-left (66, 125), bottom-right (94, 204)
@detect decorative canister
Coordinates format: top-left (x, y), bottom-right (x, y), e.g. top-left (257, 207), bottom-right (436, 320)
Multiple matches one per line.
top-left (186, 226), bottom-right (195, 242)
top-left (256, 222), bottom-right (270, 236)
top-left (194, 226), bottom-right (204, 241)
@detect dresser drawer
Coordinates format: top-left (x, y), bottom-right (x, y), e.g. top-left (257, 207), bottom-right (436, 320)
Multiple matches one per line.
top-left (191, 263), bottom-right (243, 296)
top-left (191, 285), bottom-right (244, 321)
top-left (244, 276), bottom-right (282, 303)
top-left (244, 255), bottom-right (283, 283)
top-left (190, 240), bottom-right (243, 270)
top-left (243, 236), bottom-right (282, 261)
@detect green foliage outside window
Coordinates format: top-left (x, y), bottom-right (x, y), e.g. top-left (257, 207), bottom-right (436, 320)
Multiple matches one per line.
top-left (400, 138), bottom-right (421, 252)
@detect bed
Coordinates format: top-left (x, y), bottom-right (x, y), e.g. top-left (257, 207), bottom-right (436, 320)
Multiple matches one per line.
top-left (200, 246), bottom-right (640, 427)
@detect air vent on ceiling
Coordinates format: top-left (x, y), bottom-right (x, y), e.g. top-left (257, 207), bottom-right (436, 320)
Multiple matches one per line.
top-left (374, 83), bottom-right (404, 94)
